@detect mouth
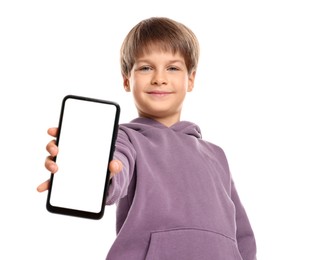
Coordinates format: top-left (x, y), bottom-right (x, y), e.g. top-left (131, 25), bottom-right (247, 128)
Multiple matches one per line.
top-left (146, 91), bottom-right (173, 97)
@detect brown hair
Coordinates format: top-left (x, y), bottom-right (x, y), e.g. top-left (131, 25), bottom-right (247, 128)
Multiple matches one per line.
top-left (120, 17), bottom-right (200, 77)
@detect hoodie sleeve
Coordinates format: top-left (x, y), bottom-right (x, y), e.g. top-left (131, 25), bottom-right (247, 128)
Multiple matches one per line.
top-left (214, 145), bottom-right (257, 259)
top-left (105, 128), bottom-right (136, 205)
top-left (231, 180), bottom-right (257, 260)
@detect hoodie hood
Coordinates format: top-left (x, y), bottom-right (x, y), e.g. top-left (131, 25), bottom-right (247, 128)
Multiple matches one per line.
top-left (123, 117), bottom-right (202, 139)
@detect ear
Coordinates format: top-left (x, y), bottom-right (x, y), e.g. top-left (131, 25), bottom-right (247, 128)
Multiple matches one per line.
top-left (123, 75), bottom-right (131, 92)
top-left (187, 70), bottom-right (196, 92)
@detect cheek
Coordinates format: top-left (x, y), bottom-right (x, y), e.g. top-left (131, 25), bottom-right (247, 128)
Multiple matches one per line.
top-left (129, 75), bottom-right (142, 89)
top-left (132, 85), bottom-right (143, 101)
top-left (182, 78), bottom-right (192, 92)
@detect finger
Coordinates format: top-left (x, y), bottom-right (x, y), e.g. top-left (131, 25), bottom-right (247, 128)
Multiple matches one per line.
top-left (37, 179), bottom-right (50, 192)
top-left (47, 127), bottom-right (58, 137)
top-left (46, 140), bottom-right (58, 157)
top-left (45, 156), bottom-right (58, 173)
top-left (109, 159), bottom-right (123, 178)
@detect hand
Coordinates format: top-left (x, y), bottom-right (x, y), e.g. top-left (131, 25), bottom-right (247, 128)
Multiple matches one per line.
top-left (37, 127), bottom-right (59, 192)
top-left (37, 127), bottom-right (123, 192)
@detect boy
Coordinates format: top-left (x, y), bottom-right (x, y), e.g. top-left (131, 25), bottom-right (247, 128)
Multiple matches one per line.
top-left (38, 17), bottom-right (257, 260)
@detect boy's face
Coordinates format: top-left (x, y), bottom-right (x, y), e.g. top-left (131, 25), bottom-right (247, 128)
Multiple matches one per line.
top-left (123, 49), bottom-right (195, 126)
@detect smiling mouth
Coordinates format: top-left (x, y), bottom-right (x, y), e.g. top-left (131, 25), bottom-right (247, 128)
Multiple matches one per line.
top-left (147, 91), bottom-right (172, 97)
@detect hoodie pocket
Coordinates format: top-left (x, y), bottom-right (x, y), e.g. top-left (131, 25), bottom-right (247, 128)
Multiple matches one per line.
top-left (145, 228), bottom-right (242, 260)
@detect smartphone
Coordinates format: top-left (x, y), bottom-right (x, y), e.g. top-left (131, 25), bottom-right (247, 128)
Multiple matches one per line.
top-left (46, 95), bottom-right (120, 219)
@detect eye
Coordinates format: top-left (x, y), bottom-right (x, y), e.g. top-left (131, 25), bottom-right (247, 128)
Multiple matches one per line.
top-left (139, 66), bottom-right (152, 72)
top-left (167, 66), bottom-right (180, 71)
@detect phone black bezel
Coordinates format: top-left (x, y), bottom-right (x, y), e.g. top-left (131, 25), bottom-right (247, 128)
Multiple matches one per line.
top-left (46, 95), bottom-right (120, 219)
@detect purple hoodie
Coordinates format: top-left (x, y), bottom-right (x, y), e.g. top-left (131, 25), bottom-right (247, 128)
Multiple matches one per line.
top-left (106, 117), bottom-right (257, 260)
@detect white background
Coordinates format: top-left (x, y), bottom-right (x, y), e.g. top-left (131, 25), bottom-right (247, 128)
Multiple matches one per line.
top-left (1, 1), bottom-right (318, 259)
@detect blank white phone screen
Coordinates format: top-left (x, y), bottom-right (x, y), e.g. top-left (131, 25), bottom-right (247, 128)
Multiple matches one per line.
top-left (49, 97), bottom-right (117, 213)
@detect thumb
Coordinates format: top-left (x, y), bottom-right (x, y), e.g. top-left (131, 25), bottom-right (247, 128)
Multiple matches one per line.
top-left (109, 159), bottom-right (123, 178)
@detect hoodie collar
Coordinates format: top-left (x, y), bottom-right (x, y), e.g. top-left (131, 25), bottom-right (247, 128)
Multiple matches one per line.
top-left (129, 117), bottom-right (202, 139)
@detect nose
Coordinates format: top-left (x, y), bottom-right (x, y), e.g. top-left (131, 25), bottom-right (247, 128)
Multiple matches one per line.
top-left (151, 70), bottom-right (167, 85)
